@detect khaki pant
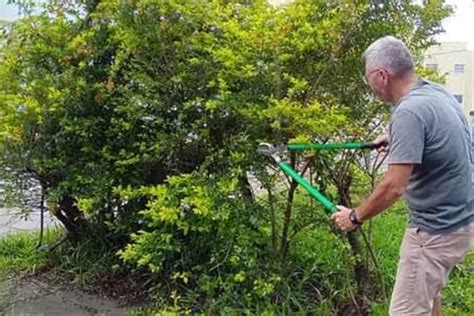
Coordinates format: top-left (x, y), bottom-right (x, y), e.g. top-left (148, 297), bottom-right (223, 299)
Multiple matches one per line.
top-left (389, 222), bottom-right (474, 316)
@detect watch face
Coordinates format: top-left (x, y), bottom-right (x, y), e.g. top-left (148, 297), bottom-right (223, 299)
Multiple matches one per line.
top-left (350, 211), bottom-right (359, 224)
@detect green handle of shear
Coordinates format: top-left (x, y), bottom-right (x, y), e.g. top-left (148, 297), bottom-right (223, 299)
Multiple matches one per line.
top-left (278, 161), bottom-right (338, 215)
top-left (288, 142), bottom-right (380, 151)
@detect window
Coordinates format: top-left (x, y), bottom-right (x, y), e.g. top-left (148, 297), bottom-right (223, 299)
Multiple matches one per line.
top-left (453, 94), bottom-right (463, 104)
top-left (425, 63), bottom-right (438, 72)
top-left (454, 64), bottom-right (465, 74)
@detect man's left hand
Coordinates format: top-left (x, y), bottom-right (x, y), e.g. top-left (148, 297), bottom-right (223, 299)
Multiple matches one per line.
top-left (331, 205), bottom-right (358, 232)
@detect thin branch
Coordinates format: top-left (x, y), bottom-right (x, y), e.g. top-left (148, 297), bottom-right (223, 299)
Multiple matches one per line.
top-left (290, 218), bottom-right (327, 240)
top-left (360, 226), bottom-right (388, 301)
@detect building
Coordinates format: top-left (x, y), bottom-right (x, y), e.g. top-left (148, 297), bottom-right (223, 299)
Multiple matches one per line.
top-left (424, 42), bottom-right (474, 120)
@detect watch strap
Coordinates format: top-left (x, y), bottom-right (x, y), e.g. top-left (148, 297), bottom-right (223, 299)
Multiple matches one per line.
top-left (349, 209), bottom-right (362, 225)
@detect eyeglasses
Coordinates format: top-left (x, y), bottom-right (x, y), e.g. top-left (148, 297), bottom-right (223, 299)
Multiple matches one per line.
top-left (362, 68), bottom-right (381, 85)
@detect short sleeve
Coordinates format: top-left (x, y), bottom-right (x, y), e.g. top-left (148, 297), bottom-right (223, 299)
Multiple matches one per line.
top-left (388, 109), bottom-right (425, 164)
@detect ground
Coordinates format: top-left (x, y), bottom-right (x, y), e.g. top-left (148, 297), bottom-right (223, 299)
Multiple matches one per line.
top-left (0, 273), bottom-right (129, 316)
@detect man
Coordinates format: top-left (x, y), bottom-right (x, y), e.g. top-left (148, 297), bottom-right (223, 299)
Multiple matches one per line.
top-left (331, 36), bottom-right (474, 316)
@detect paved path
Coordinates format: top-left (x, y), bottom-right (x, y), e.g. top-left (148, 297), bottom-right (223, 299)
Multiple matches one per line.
top-left (0, 207), bottom-right (58, 236)
top-left (0, 202), bottom-right (132, 315)
top-left (0, 275), bottom-right (129, 316)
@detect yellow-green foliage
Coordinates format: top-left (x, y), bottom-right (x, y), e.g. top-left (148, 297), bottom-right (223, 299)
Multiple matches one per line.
top-left (0, 0), bottom-right (455, 313)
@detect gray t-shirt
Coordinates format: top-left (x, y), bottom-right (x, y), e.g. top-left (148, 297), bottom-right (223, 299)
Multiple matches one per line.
top-left (388, 79), bottom-right (474, 233)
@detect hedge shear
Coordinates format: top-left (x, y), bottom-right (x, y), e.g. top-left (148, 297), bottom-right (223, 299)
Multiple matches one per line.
top-left (257, 142), bottom-right (386, 215)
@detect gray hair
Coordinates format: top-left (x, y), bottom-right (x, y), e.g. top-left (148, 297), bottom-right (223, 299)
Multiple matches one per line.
top-left (363, 36), bottom-right (414, 77)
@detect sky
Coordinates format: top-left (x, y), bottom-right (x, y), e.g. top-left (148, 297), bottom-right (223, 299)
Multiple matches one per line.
top-left (438, 0), bottom-right (474, 49)
top-left (0, 0), bottom-right (19, 21)
top-left (1, 0), bottom-right (473, 49)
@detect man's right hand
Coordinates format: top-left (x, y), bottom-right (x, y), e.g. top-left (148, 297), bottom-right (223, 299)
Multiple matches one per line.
top-left (373, 134), bottom-right (389, 153)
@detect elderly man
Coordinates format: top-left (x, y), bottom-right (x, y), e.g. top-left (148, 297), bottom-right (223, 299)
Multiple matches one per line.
top-left (331, 36), bottom-right (474, 316)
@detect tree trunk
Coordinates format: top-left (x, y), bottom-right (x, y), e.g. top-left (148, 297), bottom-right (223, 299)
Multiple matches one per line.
top-left (239, 173), bottom-right (254, 203)
top-left (338, 175), bottom-right (369, 297)
top-left (55, 196), bottom-right (89, 241)
top-left (280, 153), bottom-right (297, 260)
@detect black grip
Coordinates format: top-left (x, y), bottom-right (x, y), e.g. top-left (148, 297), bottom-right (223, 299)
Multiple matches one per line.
top-left (361, 140), bottom-right (389, 150)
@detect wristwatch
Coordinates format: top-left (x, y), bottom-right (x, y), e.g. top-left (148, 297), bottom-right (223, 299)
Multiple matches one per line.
top-left (349, 209), bottom-right (362, 225)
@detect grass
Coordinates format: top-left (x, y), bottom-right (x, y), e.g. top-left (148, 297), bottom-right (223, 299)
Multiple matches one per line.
top-left (0, 226), bottom-right (122, 286)
top-left (0, 204), bottom-right (472, 315)
top-left (369, 204), bottom-right (474, 315)
top-left (48, 229), bottom-right (124, 285)
top-left (0, 229), bottom-right (62, 277)
top-left (290, 201), bottom-right (473, 315)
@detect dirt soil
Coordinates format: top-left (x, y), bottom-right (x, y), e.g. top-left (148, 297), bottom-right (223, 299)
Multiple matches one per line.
top-left (0, 273), bottom-right (130, 316)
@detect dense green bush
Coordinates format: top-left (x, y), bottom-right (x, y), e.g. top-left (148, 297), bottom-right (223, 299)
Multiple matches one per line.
top-left (0, 0), bottom-right (453, 313)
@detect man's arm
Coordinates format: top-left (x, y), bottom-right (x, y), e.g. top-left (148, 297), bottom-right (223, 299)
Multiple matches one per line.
top-left (355, 163), bottom-right (413, 222)
top-left (332, 109), bottom-right (424, 231)
top-left (331, 163), bottom-right (413, 232)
